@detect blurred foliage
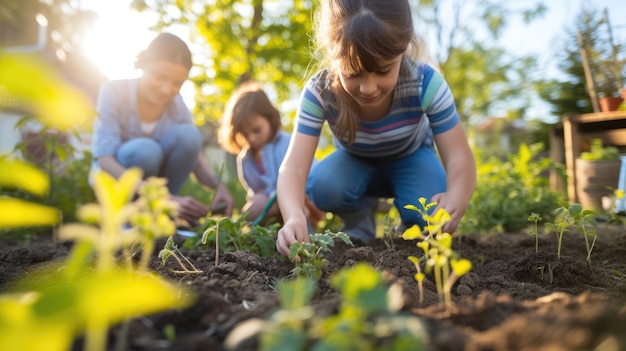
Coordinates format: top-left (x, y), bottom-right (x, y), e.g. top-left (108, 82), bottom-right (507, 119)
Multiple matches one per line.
top-left (536, 4), bottom-right (626, 117)
top-left (416, 0), bottom-right (547, 125)
top-left (2, 114), bottom-right (96, 233)
top-left (0, 52), bottom-right (97, 237)
top-left (0, 0), bottom-right (96, 55)
top-left (459, 143), bottom-right (566, 234)
top-left (0, 53), bottom-right (95, 130)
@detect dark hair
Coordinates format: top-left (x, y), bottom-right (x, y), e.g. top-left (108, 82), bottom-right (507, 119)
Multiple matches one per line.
top-left (135, 33), bottom-right (193, 70)
top-left (314, 0), bottom-right (425, 143)
top-left (218, 82), bottom-right (282, 154)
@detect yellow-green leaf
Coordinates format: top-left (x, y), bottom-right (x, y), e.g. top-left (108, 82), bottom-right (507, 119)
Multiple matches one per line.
top-left (0, 158), bottom-right (49, 196)
top-left (0, 293), bottom-right (73, 351)
top-left (402, 225), bottom-right (422, 240)
top-left (404, 204), bottom-right (419, 211)
top-left (451, 259), bottom-right (472, 276)
top-left (415, 272), bottom-right (425, 282)
top-left (78, 270), bottom-right (194, 323)
top-left (0, 198), bottom-right (59, 228)
top-left (0, 53), bottom-right (95, 131)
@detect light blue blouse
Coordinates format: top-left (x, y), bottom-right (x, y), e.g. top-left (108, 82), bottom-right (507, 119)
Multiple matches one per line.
top-left (90, 78), bottom-right (197, 173)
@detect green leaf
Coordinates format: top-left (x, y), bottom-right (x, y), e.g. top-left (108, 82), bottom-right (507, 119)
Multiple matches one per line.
top-left (0, 198), bottom-right (60, 228)
top-left (0, 158), bottom-right (50, 196)
top-left (276, 278), bottom-right (316, 310)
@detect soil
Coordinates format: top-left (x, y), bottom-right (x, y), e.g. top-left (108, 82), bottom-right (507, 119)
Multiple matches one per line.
top-left (1, 223), bottom-right (626, 351)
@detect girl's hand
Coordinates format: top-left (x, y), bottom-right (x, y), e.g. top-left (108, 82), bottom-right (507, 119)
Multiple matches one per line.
top-left (276, 217), bottom-right (310, 257)
top-left (430, 192), bottom-right (468, 234)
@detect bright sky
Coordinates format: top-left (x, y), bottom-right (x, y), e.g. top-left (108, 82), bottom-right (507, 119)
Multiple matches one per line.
top-left (81, 0), bottom-right (626, 118)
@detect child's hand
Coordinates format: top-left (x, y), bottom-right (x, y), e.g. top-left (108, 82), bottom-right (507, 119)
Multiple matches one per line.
top-left (430, 192), bottom-right (467, 234)
top-left (276, 217), bottom-right (310, 257)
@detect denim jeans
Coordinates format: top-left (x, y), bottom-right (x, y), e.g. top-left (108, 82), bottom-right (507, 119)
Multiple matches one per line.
top-left (306, 144), bottom-right (446, 241)
top-left (116, 124), bottom-right (202, 194)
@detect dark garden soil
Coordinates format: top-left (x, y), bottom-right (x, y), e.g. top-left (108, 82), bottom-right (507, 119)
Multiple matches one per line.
top-left (1, 223), bottom-right (626, 351)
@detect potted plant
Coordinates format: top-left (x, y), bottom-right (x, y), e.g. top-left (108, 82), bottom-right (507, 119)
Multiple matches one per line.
top-left (576, 138), bottom-right (621, 210)
top-left (584, 8), bottom-right (626, 112)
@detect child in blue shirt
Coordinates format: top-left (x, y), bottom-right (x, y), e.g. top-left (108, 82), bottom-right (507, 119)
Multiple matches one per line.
top-left (218, 82), bottom-right (324, 227)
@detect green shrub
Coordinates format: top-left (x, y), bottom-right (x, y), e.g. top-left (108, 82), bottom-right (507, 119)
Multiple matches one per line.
top-left (459, 143), bottom-right (565, 233)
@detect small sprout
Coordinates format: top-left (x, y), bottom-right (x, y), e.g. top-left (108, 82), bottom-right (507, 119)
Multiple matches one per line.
top-left (289, 231), bottom-right (354, 280)
top-left (527, 212), bottom-right (542, 254)
top-left (404, 199), bottom-right (472, 309)
top-left (158, 237), bottom-right (202, 274)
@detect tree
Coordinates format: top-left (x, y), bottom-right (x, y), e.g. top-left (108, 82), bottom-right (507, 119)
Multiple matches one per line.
top-left (0, 0), bottom-right (96, 58)
top-left (536, 4), bottom-right (626, 118)
top-left (413, 0), bottom-right (547, 126)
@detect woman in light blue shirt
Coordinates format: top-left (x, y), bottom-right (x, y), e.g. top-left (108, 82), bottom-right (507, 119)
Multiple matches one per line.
top-left (91, 33), bottom-right (234, 225)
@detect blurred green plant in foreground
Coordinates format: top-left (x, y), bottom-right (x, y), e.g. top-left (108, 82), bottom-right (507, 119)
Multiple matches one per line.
top-left (0, 53), bottom-right (194, 351)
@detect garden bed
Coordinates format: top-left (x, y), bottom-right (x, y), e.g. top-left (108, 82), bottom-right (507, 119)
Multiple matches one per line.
top-left (1, 223), bottom-right (626, 351)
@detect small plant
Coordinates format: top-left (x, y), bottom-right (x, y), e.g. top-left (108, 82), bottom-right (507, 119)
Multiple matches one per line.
top-left (227, 263), bottom-right (428, 351)
top-left (379, 206), bottom-right (401, 249)
top-left (544, 203), bottom-right (598, 263)
top-left (289, 230), bottom-right (354, 280)
top-left (460, 143), bottom-right (564, 234)
top-left (527, 212), bottom-right (543, 254)
top-left (159, 236), bottom-right (202, 274)
top-left (403, 198), bottom-right (472, 308)
top-left (580, 139), bottom-right (619, 162)
top-left (185, 216), bottom-right (280, 259)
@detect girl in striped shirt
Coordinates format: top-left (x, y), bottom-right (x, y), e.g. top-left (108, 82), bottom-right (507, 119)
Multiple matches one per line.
top-left (275, 0), bottom-right (476, 256)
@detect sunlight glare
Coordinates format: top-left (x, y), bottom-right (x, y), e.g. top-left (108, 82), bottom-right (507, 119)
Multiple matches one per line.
top-left (81, 1), bottom-right (157, 80)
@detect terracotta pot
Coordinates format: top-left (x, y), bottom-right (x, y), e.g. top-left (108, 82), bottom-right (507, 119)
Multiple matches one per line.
top-left (599, 96), bottom-right (624, 112)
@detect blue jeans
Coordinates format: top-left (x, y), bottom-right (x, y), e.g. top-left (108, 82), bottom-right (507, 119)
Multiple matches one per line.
top-left (116, 124), bottom-right (202, 194)
top-left (306, 144), bottom-right (446, 241)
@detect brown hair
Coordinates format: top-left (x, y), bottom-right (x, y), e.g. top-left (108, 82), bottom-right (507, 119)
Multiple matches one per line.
top-left (135, 32), bottom-right (193, 70)
top-left (313, 0), bottom-right (426, 143)
top-left (218, 82), bottom-right (282, 154)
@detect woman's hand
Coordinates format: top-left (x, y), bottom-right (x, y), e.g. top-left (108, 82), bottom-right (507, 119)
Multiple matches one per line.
top-left (171, 195), bottom-right (209, 227)
top-left (211, 183), bottom-right (234, 217)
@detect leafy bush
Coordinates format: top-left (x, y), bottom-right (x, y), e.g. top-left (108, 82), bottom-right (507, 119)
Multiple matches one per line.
top-left (580, 138), bottom-right (619, 161)
top-left (459, 143), bottom-right (565, 233)
top-left (184, 216), bottom-right (280, 258)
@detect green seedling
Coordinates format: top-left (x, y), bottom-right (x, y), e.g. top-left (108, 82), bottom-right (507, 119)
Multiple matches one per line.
top-left (527, 212), bottom-right (542, 254)
top-left (545, 203), bottom-right (598, 262)
top-left (403, 198), bottom-right (472, 308)
top-left (228, 263), bottom-right (427, 351)
top-left (131, 177), bottom-right (178, 271)
top-left (186, 215), bottom-right (279, 257)
top-left (378, 205), bottom-right (401, 249)
top-left (289, 230), bottom-right (354, 280)
top-left (159, 236), bottom-right (202, 274)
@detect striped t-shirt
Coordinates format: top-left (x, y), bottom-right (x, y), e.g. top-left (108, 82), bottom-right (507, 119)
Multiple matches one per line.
top-left (295, 60), bottom-right (459, 158)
